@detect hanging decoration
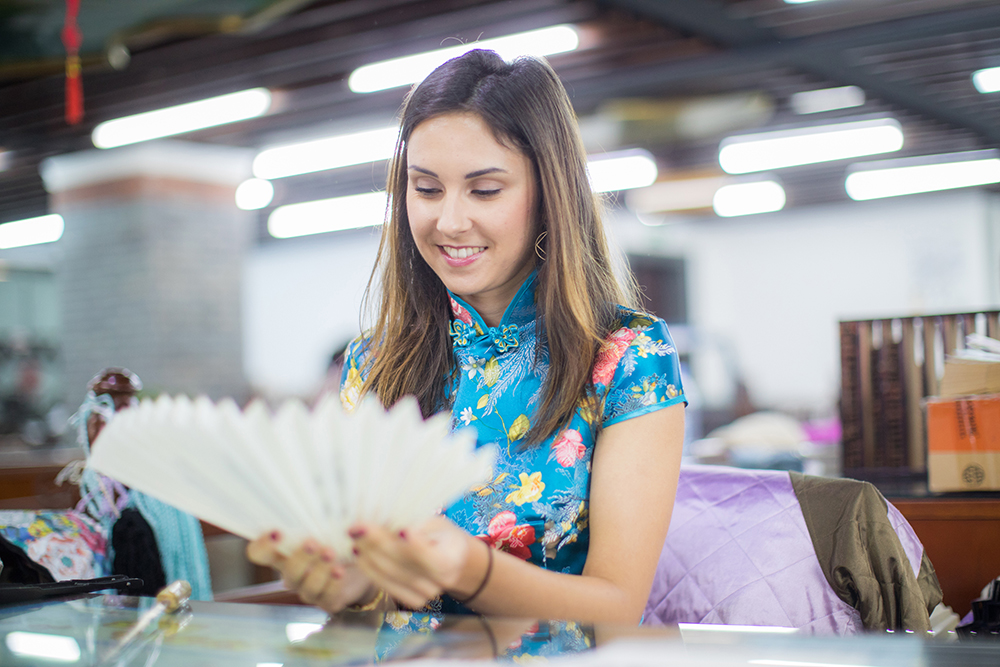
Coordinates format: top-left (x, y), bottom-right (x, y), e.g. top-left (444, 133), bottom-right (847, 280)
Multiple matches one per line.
top-left (61, 0), bottom-right (84, 125)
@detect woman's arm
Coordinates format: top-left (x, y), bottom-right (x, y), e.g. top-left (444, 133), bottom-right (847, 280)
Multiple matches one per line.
top-left (352, 402), bottom-right (685, 624)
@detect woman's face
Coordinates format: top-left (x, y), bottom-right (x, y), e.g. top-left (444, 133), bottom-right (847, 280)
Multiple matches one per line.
top-left (406, 112), bottom-right (537, 327)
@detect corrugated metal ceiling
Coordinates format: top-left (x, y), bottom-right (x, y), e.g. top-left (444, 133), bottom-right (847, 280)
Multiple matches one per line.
top-left (1, 0), bottom-right (998, 225)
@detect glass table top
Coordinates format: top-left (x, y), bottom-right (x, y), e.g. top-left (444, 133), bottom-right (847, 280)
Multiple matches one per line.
top-left (0, 594), bottom-right (998, 666)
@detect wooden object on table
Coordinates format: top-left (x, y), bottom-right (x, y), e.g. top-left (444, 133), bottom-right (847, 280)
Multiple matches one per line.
top-left (890, 496), bottom-right (1000, 618)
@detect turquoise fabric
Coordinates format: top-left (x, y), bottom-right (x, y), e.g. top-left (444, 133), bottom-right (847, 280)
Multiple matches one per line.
top-left (342, 272), bottom-right (686, 579)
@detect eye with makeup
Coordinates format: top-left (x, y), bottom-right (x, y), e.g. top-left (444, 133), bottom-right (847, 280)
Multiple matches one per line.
top-left (470, 179), bottom-right (504, 198)
top-left (410, 177), bottom-right (442, 197)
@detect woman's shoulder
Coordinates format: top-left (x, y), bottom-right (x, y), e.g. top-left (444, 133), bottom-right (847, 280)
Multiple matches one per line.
top-left (594, 306), bottom-right (686, 426)
top-left (592, 305), bottom-right (682, 394)
top-left (608, 305), bottom-right (666, 333)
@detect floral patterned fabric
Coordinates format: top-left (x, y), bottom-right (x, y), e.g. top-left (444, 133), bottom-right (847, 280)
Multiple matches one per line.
top-left (0, 510), bottom-right (109, 581)
top-left (341, 271), bottom-right (685, 582)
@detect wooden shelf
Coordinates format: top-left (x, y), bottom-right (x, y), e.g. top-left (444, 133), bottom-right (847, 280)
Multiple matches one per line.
top-left (889, 496), bottom-right (1000, 618)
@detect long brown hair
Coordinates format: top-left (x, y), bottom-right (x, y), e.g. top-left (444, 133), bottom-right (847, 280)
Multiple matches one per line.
top-left (362, 49), bottom-right (638, 445)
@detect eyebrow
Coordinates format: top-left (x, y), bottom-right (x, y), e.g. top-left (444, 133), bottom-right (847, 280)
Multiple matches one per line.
top-left (408, 166), bottom-right (508, 179)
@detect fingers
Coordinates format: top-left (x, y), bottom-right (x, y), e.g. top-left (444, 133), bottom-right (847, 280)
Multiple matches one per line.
top-left (350, 524), bottom-right (443, 609)
top-left (246, 530), bottom-right (284, 567)
top-left (281, 539), bottom-right (329, 591)
top-left (296, 545), bottom-right (340, 605)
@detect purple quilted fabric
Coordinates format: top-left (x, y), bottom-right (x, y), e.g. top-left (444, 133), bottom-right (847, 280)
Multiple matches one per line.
top-left (886, 502), bottom-right (922, 579)
top-left (643, 465), bottom-right (863, 635)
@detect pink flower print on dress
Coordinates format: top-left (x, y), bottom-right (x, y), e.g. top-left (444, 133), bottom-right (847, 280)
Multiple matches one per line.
top-left (449, 297), bottom-right (474, 326)
top-left (551, 429), bottom-right (586, 467)
top-left (480, 510), bottom-right (536, 560)
top-left (591, 327), bottom-right (637, 386)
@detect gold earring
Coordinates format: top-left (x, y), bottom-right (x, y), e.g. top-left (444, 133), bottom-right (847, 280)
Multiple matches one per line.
top-left (534, 231), bottom-right (547, 261)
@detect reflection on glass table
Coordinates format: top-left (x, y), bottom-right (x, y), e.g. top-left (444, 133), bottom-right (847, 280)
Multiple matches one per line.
top-left (0, 594), bottom-right (998, 666)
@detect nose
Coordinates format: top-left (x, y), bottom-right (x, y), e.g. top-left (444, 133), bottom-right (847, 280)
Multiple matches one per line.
top-left (436, 192), bottom-right (471, 237)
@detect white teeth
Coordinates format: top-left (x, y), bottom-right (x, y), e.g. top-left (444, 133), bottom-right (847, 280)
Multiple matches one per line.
top-left (444, 246), bottom-right (485, 259)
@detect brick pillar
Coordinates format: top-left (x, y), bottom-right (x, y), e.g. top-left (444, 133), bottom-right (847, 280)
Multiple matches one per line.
top-left (41, 140), bottom-right (254, 404)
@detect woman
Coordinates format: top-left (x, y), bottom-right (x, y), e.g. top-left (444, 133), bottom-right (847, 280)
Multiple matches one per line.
top-left (248, 49), bottom-right (686, 625)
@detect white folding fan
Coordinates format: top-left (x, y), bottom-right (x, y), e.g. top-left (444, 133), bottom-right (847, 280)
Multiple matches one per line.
top-left (88, 393), bottom-right (494, 558)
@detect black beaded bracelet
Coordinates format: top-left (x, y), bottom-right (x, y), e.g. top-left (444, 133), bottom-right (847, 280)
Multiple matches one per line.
top-left (454, 542), bottom-right (493, 606)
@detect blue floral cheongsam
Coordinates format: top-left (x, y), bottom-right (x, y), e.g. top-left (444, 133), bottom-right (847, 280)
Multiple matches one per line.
top-left (340, 271), bottom-right (686, 582)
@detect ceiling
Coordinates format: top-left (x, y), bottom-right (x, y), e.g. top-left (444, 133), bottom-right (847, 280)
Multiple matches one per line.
top-left (2, 0), bottom-right (1000, 228)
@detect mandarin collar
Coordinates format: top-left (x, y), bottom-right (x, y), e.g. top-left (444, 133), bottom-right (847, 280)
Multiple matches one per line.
top-left (448, 270), bottom-right (538, 352)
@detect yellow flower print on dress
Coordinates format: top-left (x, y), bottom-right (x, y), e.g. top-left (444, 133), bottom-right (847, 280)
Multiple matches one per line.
top-left (505, 472), bottom-right (544, 506)
top-left (482, 357), bottom-right (500, 387)
top-left (630, 378), bottom-right (659, 406)
top-left (386, 611), bottom-right (413, 630)
top-left (577, 394), bottom-right (600, 426)
top-left (632, 333), bottom-right (654, 358)
top-left (507, 414), bottom-right (530, 442)
top-left (339, 357), bottom-right (363, 412)
top-left (628, 315), bottom-right (654, 329)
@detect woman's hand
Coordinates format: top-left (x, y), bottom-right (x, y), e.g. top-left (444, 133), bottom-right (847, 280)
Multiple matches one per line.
top-left (350, 515), bottom-right (487, 610)
top-left (246, 532), bottom-right (374, 613)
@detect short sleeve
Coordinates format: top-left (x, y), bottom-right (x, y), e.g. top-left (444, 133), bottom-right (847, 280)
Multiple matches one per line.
top-left (597, 310), bottom-right (686, 428)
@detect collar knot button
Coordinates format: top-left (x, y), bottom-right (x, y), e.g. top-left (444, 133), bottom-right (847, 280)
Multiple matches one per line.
top-left (493, 324), bottom-right (520, 353)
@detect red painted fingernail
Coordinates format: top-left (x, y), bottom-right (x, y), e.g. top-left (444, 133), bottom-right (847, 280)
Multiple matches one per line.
top-left (321, 550), bottom-right (334, 563)
top-left (304, 542), bottom-right (316, 555)
top-left (269, 531), bottom-right (280, 542)
top-left (398, 530), bottom-right (408, 540)
top-left (352, 546), bottom-right (359, 556)
top-left (330, 567), bottom-right (343, 579)
top-left (348, 528), bottom-right (366, 539)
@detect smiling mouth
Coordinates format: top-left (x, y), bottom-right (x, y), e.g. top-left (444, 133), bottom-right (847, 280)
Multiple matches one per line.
top-left (441, 246), bottom-right (486, 259)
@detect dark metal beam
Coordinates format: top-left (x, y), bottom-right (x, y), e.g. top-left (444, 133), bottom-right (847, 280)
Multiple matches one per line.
top-left (600, 0), bottom-right (1000, 145)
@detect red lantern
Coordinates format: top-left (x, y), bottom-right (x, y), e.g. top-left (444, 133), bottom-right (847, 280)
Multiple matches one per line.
top-left (61, 0), bottom-right (83, 125)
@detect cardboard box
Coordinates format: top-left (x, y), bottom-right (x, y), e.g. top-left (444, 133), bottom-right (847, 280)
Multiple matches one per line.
top-left (926, 394), bottom-right (1000, 492)
top-left (939, 358), bottom-right (1000, 398)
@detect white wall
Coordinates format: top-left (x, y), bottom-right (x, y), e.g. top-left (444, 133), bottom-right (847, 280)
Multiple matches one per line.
top-left (612, 190), bottom-right (1000, 414)
top-left (241, 189), bottom-right (1000, 411)
top-left (241, 228), bottom-right (382, 398)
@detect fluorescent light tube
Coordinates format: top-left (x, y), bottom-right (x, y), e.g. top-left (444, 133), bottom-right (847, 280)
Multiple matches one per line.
top-left (784, 0), bottom-right (824, 4)
top-left (5, 632), bottom-right (81, 662)
top-left (0, 149), bottom-right (9, 171)
top-left (348, 25), bottom-right (579, 93)
top-left (253, 126), bottom-right (398, 180)
top-left (719, 118), bottom-right (903, 174)
top-left (0, 214), bottom-right (65, 249)
top-left (972, 67), bottom-right (1000, 94)
top-left (626, 176), bottom-right (728, 213)
top-left (587, 150), bottom-right (658, 193)
top-left (235, 179), bottom-right (275, 210)
top-left (713, 180), bottom-right (786, 217)
top-left (92, 88), bottom-right (271, 149)
top-left (268, 192), bottom-right (387, 238)
top-left (790, 86), bottom-right (865, 114)
top-left (845, 151), bottom-right (1000, 200)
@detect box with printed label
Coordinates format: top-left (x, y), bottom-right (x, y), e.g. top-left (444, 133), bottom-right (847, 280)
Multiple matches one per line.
top-left (925, 394), bottom-right (1000, 492)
